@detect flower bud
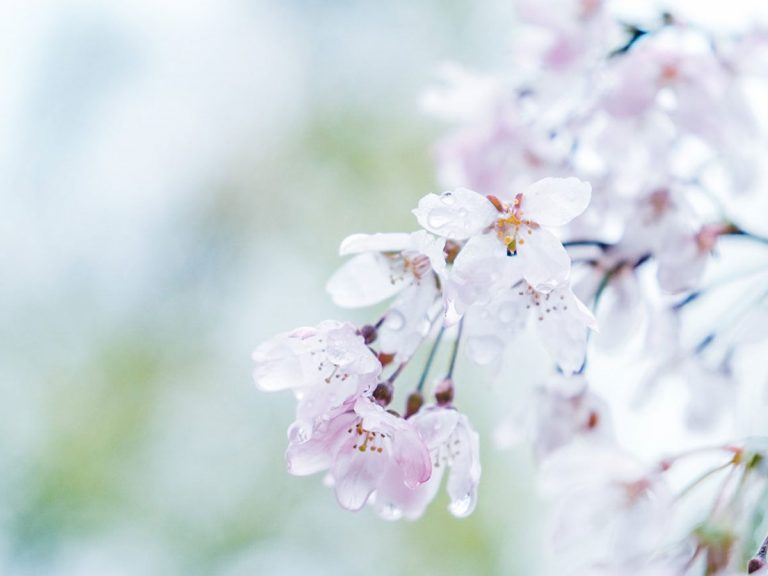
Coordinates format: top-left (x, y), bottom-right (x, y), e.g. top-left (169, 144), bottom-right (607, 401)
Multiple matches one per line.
top-left (372, 382), bottom-right (393, 407)
top-left (434, 378), bottom-right (454, 406)
top-left (749, 558), bottom-right (766, 574)
top-left (359, 324), bottom-right (378, 345)
top-left (405, 392), bottom-right (424, 419)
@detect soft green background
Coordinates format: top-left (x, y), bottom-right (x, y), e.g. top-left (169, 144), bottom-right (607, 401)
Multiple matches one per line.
top-left (0, 2), bottom-right (544, 574)
top-left (4, 1), bottom-right (768, 574)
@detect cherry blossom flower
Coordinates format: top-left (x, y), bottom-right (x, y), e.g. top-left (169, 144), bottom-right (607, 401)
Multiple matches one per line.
top-left (463, 280), bottom-right (597, 373)
top-left (656, 223), bottom-right (727, 294)
top-left (252, 321), bottom-right (381, 433)
top-left (413, 177), bottom-right (591, 294)
top-left (529, 374), bottom-right (612, 460)
top-left (373, 406), bottom-right (481, 520)
top-left (540, 442), bottom-right (674, 572)
top-left (286, 397), bottom-right (432, 511)
top-left (326, 231), bottom-right (446, 360)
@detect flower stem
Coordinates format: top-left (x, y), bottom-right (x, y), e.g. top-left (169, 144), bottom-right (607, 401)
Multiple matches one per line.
top-left (446, 318), bottom-right (464, 379)
top-left (416, 324), bottom-right (446, 393)
top-left (725, 227), bottom-right (768, 246)
top-left (674, 458), bottom-right (737, 503)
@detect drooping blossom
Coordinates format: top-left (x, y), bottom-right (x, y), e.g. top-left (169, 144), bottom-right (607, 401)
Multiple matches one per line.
top-left (373, 404), bottom-right (481, 520)
top-left (529, 374), bottom-right (612, 460)
top-left (463, 280), bottom-right (597, 373)
top-left (326, 231), bottom-right (446, 361)
top-left (286, 397), bottom-right (432, 511)
top-left (540, 442), bottom-right (674, 572)
top-left (252, 321), bottom-right (381, 433)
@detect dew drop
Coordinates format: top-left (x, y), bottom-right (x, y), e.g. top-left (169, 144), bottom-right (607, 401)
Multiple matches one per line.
top-left (384, 310), bottom-right (406, 331)
top-left (325, 345), bottom-right (354, 366)
top-left (449, 493), bottom-right (474, 517)
top-left (380, 502), bottom-right (403, 521)
top-left (427, 211), bottom-right (452, 230)
top-left (440, 192), bottom-right (455, 206)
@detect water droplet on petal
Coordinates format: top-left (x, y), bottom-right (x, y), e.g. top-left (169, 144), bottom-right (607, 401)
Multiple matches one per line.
top-left (384, 310), bottom-right (406, 331)
top-left (380, 502), bottom-right (403, 521)
top-left (325, 344), bottom-right (355, 366)
top-left (427, 211), bottom-right (452, 230)
top-left (288, 422), bottom-right (311, 444)
top-left (449, 493), bottom-right (474, 517)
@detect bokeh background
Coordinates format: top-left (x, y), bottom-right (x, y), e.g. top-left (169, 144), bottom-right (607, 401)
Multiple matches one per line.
top-left (2, 1), bottom-right (768, 575)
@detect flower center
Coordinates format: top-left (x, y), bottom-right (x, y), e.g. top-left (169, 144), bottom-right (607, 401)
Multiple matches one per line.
top-left (517, 285), bottom-right (568, 321)
top-left (433, 431), bottom-right (463, 469)
top-left (491, 193), bottom-right (538, 254)
top-left (348, 421), bottom-right (387, 454)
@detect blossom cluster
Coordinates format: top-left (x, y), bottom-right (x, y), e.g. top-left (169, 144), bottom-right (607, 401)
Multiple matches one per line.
top-left (252, 1), bottom-right (768, 574)
top-left (253, 175), bottom-right (591, 519)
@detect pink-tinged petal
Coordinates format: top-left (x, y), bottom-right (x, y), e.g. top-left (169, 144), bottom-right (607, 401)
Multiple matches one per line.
top-left (517, 226), bottom-right (571, 292)
top-left (393, 427), bottom-right (432, 489)
top-left (413, 188), bottom-right (498, 240)
top-left (326, 252), bottom-right (405, 308)
top-left (285, 413), bottom-right (356, 476)
top-left (446, 416), bottom-right (481, 518)
top-left (374, 462), bottom-right (445, 521)
top-left (252, 335), bottom-right (303, 392)
top-left (339, 232), bottom-right (414, 255)
top-left (332, 438), bottom-right (389, 511)
top-left (522, 177), bottom-right (592, 227)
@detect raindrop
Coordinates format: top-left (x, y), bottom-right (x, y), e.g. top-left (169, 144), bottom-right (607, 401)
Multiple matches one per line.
top-left (427, 210), bottom-right (452, 230)
top-left (380, 502), bottom-right (403, 521)
top-left (384, 310), bottom-right (406, 331)
top-left (326, 344), bottom-right (354, 366)
top-left (449, 493), bottom-right (474, 517)
top-left (440, 192), bottom-right (455, 206)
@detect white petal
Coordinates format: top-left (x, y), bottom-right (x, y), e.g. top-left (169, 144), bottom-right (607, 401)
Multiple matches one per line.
top-left (534, 286), bottom-right (596, 374)
top-left (326, 252), bottom-right (404, 308)
top-left (446, 234), bottom-right (522, 314)
top-left (413, 188), bottom-right (498, 239)
top-left (517, 226), bottom-right (571, 292)
top-left (409, 230), bottom-right (447, 277)
top-left (378, 277), bottom-right (439, 361)
top-left (252, 334), bottom-right (304, 392)
top-left (446, 416), bottom-right (481, 517)
top-left (339, 232), bottom-right (414, 256)
top-left (522, 177), bottom-right (591, 227)
top-left (410, 407), bottom-right (460, 449)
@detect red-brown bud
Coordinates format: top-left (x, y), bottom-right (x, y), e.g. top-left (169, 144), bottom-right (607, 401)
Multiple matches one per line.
top-left (405, 392), bottom-right (424, 419)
